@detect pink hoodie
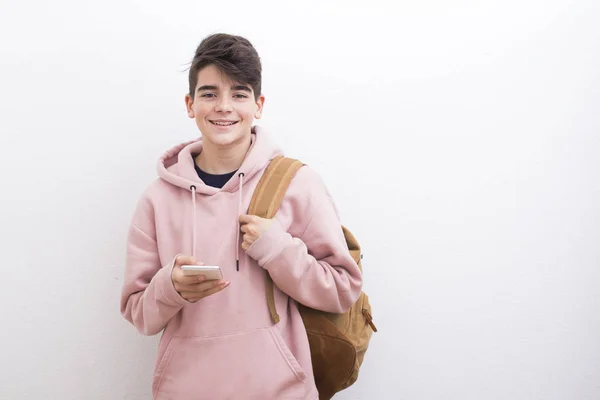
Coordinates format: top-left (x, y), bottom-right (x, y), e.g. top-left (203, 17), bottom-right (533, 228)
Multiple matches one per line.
top-left (120, 126), bottom-right (363, 400)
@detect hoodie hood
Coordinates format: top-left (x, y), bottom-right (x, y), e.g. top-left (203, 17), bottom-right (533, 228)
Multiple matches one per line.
top-left (157, 125), bottom-right (283, 194)
top-left (155, 125), bottom-right (284, 270)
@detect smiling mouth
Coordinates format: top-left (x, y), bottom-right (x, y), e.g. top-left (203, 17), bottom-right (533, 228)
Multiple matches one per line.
top-left (209, 120), bottom-right (239, 126)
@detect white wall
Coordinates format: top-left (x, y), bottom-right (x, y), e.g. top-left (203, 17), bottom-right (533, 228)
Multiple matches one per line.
top-left (1, 0), bottom-right (599, 399)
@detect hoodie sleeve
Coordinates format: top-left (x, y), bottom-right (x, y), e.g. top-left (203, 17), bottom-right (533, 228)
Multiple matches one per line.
top-left (120, 193), bottom-right (188, 336)
top-left (245, 167), bottom-right (363, 313)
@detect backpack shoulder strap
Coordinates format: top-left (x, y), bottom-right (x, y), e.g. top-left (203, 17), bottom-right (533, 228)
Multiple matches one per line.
top-left (248, 156), bottom-right (305, 323)
top-left (248, 156), bottom-right (304, 218)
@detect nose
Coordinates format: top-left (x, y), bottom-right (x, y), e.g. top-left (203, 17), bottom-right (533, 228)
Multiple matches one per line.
top-left (215, 96), bottom-right (233, 113)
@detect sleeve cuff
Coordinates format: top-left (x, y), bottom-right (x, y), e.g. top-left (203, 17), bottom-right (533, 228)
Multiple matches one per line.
top-left (155, 255), bottom-right (190, 306)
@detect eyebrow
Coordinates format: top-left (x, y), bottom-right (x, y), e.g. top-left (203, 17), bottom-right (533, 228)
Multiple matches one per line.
top-left (197, 84), bottom-right (252, 93)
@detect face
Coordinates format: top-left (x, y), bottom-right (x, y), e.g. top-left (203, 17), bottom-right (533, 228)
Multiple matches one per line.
top-left (185, 64), bottom-right (265, 148)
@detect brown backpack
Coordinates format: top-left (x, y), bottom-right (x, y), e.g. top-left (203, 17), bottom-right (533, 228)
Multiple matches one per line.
top-left (248, 156), bottom-right (377, 400)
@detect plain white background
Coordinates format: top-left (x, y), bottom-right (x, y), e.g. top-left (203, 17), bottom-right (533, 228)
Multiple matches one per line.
top-left (1, 0), bottom-right (599, 399)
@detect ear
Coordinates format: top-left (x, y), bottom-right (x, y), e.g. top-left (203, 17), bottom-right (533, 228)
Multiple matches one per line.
top-left (184, 94), bottom-right (195, 118)
top-left (254, 94), bottom-right (265, 119)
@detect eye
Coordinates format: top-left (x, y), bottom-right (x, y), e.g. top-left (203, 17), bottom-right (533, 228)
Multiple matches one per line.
top-left (234, 93), bottom-right (249, 99)
top-left (201, 93), bottom-right (216, 98)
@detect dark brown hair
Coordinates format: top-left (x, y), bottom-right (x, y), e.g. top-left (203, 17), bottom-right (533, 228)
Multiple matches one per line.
top-left (188, 33), bottom-right (262, 101)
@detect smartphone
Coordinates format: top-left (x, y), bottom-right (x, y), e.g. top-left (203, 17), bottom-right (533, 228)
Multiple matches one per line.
top-left (181, 265), bottom-right (223, 280)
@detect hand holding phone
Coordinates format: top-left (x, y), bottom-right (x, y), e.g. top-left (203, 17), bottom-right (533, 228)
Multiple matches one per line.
top-left (171, 256), bottom-right (229, 303)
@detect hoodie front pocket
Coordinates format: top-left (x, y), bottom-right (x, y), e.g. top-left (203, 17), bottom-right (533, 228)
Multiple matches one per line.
top-left (268, 327), bottom-right (307, 382)
top-left (155, 327), bottom-right (310, 399)
top-left (152, 337), bottom-right (175, 398)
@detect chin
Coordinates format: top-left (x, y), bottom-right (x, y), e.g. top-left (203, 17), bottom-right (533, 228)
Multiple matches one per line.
top-left (202, 130), bottom-right (247, 147)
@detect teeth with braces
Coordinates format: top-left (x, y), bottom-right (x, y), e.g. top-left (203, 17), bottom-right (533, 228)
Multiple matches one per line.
top-left (211, 121), bottom-right (237, 126)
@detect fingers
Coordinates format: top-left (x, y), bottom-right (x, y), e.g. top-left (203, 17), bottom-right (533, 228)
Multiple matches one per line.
top-left (180, 280), bottom-right (230, 302)
top-left (175, 278), bottom-right (219, 293)
top-left (239, 221), bottom-right (255, 251)
top-left (240, 225), bottom-right (259, 236)
top-left (171, 255), bottom-right (230, 303)
top-left (173, 274), bottom-right (207, 289)
top-left (172, 255), bottom-right (206, 285)
top-left (175, 278), bottom-right (227, 294)
top-left (241, 239), bottom-right (252, 251)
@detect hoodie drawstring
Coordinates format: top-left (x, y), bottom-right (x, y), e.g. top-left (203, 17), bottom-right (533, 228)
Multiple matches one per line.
top-left (236, 172), bottom-right (245, 271)
top-left (190, 185), bottom-right (197, 259)
top-left (190, 174), bottom-right (244, 272)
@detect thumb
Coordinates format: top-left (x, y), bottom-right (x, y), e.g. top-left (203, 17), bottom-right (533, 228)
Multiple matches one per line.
top-left (175, 255), bottom-right (196, 268)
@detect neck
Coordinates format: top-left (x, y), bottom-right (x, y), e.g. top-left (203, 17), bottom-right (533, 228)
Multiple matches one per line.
top-left (195, 135), bottom-right (252, 174)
